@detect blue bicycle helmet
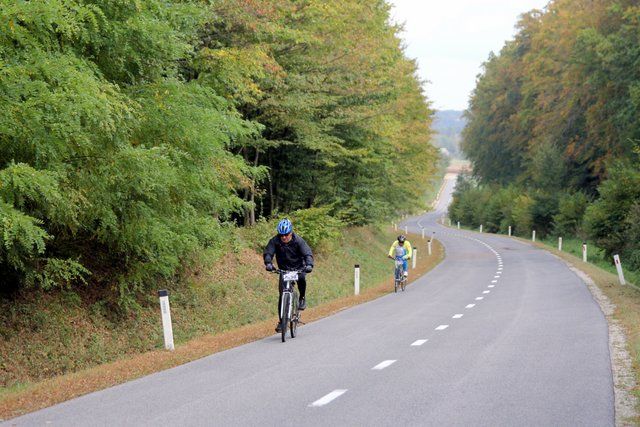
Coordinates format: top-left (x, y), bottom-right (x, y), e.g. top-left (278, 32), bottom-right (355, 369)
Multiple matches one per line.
top-left (277, 218), bottom-right (293, 235)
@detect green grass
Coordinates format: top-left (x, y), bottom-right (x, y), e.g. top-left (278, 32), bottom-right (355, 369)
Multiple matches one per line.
top-left (538, 236), bottom-right (640, 289)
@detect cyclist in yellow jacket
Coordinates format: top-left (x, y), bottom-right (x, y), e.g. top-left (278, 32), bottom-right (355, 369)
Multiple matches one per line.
top-left (388, 235), bottom-right (412, 277)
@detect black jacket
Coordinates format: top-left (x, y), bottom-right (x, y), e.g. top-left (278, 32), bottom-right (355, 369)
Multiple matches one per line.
top-left (263, 233), bottom-right (314, 270)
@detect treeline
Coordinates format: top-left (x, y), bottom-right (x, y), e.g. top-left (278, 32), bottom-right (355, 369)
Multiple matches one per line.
top-left (455, 0), bottom-right (640, 272)
top-left (0, 1), bottom-right (438, 303)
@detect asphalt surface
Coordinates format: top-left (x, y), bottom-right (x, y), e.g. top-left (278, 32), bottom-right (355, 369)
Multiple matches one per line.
top-left (4, 174), bottom-right (614, 426)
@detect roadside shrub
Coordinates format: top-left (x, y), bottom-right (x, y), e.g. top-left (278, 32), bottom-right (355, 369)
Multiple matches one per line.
top-left (511, 194), bottom-right (534, 235)
top-left (553, 192), bottom-right (589, 237)
top-left (585, 161), bottom-right (640, 261)
top-left (290, 207), bottom-right (344, 249)
top-left (530, 192), bottom-right (559, 237)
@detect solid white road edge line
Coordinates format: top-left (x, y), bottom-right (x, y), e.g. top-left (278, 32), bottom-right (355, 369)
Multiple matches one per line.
top-left (310, 390), bottom-right (348, 407)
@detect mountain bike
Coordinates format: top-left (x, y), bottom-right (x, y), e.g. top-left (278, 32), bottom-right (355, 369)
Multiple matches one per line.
top-left (393, 256), bottom-right (407, 292)
top-left (272, 269), bottom-right (304, 342)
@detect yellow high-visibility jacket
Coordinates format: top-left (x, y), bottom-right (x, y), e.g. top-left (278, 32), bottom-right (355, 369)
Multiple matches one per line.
top-left (388, 240), bottom-right (412, 259)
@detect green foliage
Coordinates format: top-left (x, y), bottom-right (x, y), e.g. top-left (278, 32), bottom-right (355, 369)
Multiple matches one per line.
top-left (584, 161), bottom-right (640, 268)
top-left (0, 0), bottom-right (256, 299)
top-left (204, 0), bottom-right (439, 225)
top-left (0, 0), bottom-right (438, 301)
top-left (553, 192), bottom-right (589, 237)
top-left (463, 1), bottom-right (640, 192)
top-left (460, 0), bottom-right (640, 275)
top-left (290, 207), bottom-right (343, 249)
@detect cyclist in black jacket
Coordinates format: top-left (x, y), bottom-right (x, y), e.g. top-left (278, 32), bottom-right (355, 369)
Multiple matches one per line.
top-left (264, 218), bottom-right (314, 332)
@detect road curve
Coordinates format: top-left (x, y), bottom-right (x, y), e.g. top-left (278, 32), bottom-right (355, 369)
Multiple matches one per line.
top-left (4, 175), bottom-right (614, 426)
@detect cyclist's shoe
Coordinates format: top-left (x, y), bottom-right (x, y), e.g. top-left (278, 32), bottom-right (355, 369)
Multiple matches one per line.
top-left (275, 322), bottom-right (283, 333)
top-left (403, 271), bottom-right (409, 278)
top-left (298, 297), bottom-right (306, 310)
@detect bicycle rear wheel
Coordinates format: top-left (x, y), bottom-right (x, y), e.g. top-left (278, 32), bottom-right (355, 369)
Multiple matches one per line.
top-left (281, 293), bottom-right (290, 343)
top-left (401, 277), bottom-right (406, 291)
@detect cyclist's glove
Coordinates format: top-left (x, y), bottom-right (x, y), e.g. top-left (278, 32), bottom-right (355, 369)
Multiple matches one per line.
top-left (265, 263), bottom-right (274, 272)
top-left (304, 265), bottom-right (313, 273)
top-left (402, 255), bottom-right (409, 260)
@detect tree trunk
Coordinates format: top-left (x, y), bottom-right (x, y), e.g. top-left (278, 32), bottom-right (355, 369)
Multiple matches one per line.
top-left (249, 150), bottom-right (259, 226)
top-left (268, 153), bottom-right (275, 215)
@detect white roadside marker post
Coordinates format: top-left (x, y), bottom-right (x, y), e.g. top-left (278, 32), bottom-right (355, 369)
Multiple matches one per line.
top-left (394, 223), bottom-right (397, 231)
top-left (412, 248), bottom-right (417, 270)
top-left (404, 225), bottom-right (408, 234)
top-left (448, 218), bottom-right (452, 227)
top-left (613, 255), bottom-right (626, 285)
top-left (508, 226), bottom-right (512, 236)
top-left (532, 230), bottom-right (536, 242)
top-left (428, 240), bottom-right (432, 256)
top-left (457, 221), bottom-right (460, 229)
top-left (158, 290), bottom-right (175, 351)
top-left (480, 224), bottom-right (483, 233)
top-left (582, 243), bottom-right (588, 262)
top-left (421, 228), bottom-right (425, 239)
top-left (354, 264), bottom-right (360, 295)
top-left (558, 237), bottom-right (563, 251)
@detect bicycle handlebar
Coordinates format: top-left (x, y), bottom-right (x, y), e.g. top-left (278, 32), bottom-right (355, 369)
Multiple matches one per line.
top-left (269, 268), bottom-right (306, 274)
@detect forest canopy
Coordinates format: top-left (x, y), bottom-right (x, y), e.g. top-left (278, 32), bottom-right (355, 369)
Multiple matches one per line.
top-left (0, 0), bottom-right (438, 300)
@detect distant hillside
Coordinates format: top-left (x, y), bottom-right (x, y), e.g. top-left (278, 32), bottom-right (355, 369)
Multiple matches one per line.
top-left (432, 110), bottom-right (466, 158)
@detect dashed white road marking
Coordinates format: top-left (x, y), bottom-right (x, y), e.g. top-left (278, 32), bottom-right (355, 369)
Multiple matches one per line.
top-left (310, 390), bottom-right (348, 407)
top-left (483, 290), bottom-right (490, 294)
top-left (494, 275), bottom-right (500, 278)
top-left (488, 285), bottom-right (495, 288)
top-left (452, 314), bottom-right (463, 319)
top-left (411, 339), bottom-right (428, 346)
top-left (465, 304), bottom-right (475, 308)
top-left (492, 280), bottom-right (498, 283)
top-left (498, 267), bottom-right (503, 270)
top-left (372, 360), bottom-right (397, 370)
top-left (435, 325), bottom-right (449, 331)
top-left (475, 297), bottom-right (484, 300)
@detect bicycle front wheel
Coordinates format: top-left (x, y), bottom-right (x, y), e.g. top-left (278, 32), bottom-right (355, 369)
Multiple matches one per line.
top-left (281, 293), bottom-right (290, 343)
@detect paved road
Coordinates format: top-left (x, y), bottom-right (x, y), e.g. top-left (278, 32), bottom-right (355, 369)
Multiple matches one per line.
top-left (4, 174), bottom-right (614, 426)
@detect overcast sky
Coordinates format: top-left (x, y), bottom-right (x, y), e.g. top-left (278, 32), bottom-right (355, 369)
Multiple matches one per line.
top-left (388, 0), bottom-right (549, 111)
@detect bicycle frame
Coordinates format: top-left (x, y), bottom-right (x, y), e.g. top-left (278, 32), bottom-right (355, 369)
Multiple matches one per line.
top-left (393, 256), bottom-right (406, 292)
top-left (280, 277), bottom-right (297, 320)
top-left (394, 259), bottom-right (404, 279)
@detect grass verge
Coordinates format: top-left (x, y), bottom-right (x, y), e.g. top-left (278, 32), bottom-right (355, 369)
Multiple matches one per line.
top-left (0, 232), bottom-right (444, 420)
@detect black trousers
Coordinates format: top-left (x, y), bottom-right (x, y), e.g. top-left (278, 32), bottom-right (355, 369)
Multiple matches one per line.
top-left (278, 273), bottom-right (306, 320)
